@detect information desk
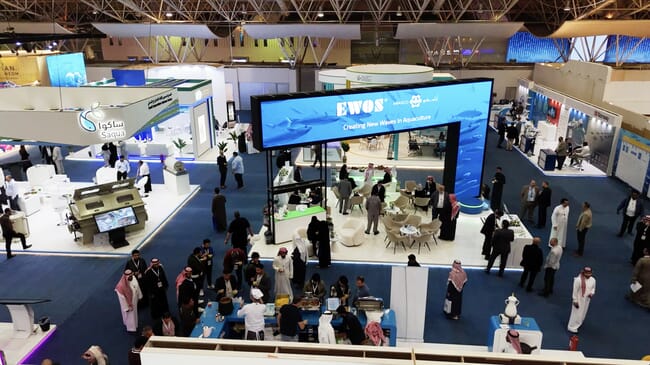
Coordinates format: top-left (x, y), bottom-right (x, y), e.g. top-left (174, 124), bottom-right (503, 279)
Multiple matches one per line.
top-left (272, 206), bottom-right (326, 244)
top-left (0, 299), bottom-right (51, 339)
top-left (192, 301), bottom-right (397, 346)
top-left (487, 315), bottom-right (542, 354)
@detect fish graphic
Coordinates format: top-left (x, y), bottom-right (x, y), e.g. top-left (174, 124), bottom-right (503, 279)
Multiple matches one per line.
top-left (264, 117), bottom-right (313, 146)
top-left (79, 111), bottom-right (97, 132)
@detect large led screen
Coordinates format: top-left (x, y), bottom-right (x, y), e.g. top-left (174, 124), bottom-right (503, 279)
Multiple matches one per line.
top-left (252, 78), bottom-right (493, 199)
top-left (46, 52), bottom-right (87, 87)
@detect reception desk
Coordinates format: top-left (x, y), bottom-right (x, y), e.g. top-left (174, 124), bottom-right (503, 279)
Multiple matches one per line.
top-left (273, 206), bottom-right (326, 243)
top-left (192, 301), bottom-right (396, 346)
top-left (488, 315), bottom-right (542, 354)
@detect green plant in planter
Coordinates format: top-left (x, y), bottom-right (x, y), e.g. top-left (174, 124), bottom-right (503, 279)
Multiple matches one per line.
top-left (340, 141), bottom-right (350, 163)
top-left (228, 131), bottom-right (239, 143)
top-left (217, 141), bottom-right (228, 154)
top-left (173, 138), bottom-right (188, 156)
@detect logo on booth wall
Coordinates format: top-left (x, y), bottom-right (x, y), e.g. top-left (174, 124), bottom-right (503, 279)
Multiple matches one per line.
top-left (78, 105), bottom-right (126, 140)
top-left (410, 94), bottom-right (422, 108)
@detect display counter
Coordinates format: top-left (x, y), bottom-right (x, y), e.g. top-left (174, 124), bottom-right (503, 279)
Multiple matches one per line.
top-left (488, 315), bottom-right (542, 354)
top-left (498, 215), bottom-right (533, 268)
top-left (191, 301), bottom-right (396, 346)
top-left (538, 149), bottom-right (557, 171)
top-left (272, 206), bottom-right (326, 243)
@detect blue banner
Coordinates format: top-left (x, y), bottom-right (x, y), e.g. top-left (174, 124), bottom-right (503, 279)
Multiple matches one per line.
top-left (46, 53), bottom-right (87, 87)
top-left (253, 79), bottom-right (493, 199)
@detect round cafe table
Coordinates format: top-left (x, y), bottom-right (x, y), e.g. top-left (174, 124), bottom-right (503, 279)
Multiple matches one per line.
top-left (400, 225), bottom-right (419, 247)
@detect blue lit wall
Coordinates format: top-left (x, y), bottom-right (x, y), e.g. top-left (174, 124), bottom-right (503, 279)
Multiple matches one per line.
top-left (604, 36), bottom-right (650, 63)
top-left (506, 32), bottom-right (569, 63)
top-left (46, 53), bottom-right (87, 87)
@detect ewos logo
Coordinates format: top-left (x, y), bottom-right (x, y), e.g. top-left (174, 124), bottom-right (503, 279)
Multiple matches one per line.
top-left (336, 98), bottom-right (384, 117)
top-left (409, 94), bottom-right (422, 108)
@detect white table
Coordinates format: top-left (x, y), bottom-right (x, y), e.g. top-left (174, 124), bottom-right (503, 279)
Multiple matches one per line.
top-left (499, 215), bottom-right (534, 268)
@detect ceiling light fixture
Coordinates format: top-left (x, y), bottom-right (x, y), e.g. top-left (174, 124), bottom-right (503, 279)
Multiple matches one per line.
top-left (563, 1), bottom-right (571, 11)
top-left (396, 6), bottom-right (402, 17)
top-left (317, 7), bottom-right (324, 18)
top-left (165, 11), bottom-right (173, 18)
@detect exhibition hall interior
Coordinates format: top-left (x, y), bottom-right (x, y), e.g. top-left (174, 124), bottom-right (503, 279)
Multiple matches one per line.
top-left (1, 1), bottom-right (650, 364)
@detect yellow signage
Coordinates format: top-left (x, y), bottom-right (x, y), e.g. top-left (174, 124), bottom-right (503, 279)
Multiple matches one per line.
top-left (0, 56), bottom-right (41, 85)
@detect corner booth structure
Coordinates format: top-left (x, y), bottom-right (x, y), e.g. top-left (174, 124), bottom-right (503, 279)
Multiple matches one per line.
top-left (251, 77), bottom-right (494, 244)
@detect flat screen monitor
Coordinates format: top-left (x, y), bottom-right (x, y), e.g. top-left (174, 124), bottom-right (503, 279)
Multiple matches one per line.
top-left (94, 206), bottom-right (138, 233)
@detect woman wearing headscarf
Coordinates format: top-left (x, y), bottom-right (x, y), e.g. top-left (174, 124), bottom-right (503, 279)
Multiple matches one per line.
top-left (439, 193), bottom-right (460, 241)
top-left (291, 234), bottom-right (309, 289)
top-left (444, 260), bottom-right (467, 320)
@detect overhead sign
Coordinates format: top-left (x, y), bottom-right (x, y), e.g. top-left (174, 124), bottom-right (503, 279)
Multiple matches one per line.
top-left (252, 78), bottom-right (493, 198)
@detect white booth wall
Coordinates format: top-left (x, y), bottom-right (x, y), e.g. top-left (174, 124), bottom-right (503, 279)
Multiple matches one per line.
top-left (223, 67), bottom-right (298, 112)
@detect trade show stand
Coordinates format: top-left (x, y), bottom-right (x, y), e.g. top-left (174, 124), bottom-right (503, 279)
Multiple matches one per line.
top-left (487, 315), bottom-right (542, 354)
top-left (191, 301), bottom-right (396, 346)
top-left (273, 206), bottom-right (326, 244)
top-left (141, 337), bottom-right (649, 365)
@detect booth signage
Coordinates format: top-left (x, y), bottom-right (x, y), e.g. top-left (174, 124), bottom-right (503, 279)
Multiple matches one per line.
top-left (79, 110), bottom-right (127, 140)
top-left (252, 78), bottom-right (494, 199)
top-left (594, 110), bottom-right (609, 122)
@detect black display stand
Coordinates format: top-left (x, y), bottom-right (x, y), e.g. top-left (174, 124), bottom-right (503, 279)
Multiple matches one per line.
top-left (108, 227), bottom-right (129, 249)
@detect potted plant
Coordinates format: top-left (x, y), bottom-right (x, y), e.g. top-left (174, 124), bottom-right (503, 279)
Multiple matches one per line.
top-left (341, 141), bottom-right (350, 163)
top-left (228, 131), bottom-right (239, 144)
top-left (217, 141), bottom-right (228, 154)
top-left (173, 138), bottom-right (187, 156)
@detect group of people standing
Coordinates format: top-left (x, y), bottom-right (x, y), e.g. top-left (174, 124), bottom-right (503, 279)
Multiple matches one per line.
top-left (217, 151), bottom-right (246, 190)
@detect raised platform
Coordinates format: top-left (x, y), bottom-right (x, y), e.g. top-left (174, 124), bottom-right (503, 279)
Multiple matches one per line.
top-left (1, 182), bottom-right (200, 258)
top-left (0, 322), bottom-right (57, 365)
top-left (250, 190), bottom-right (532, 268)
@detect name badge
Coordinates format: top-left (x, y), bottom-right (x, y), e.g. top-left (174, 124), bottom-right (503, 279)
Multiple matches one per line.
top-left (642, 235), bottom-right (646, 240)
top-left (207, 261), bottom-right (212, 266)
top-left (157, 281), bottom-right (163, 288)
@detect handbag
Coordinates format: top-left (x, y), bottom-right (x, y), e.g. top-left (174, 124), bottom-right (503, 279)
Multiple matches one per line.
top-left (443, 298), bottom-right (452, 314)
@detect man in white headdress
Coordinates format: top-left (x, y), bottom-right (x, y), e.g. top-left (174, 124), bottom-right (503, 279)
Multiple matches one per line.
top-left (82, 345), bottom-right (109, 365)
top-left (567, 266), bottom-right (596, 333)
top-left (115, 269), bottom-right (143, 332)
top-left (318, 310), bottom-right (336, 344)
top-left (550, 198), bottom-right (570, 248)
top-left (273, 247), bottom-right (293, 302)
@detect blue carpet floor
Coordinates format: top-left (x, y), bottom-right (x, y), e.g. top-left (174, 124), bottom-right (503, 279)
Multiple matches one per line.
top-left (1, 129), bottom-right (648, 364)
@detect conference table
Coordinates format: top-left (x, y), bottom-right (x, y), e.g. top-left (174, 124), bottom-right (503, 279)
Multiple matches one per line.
top-left (191, 301), bottom-right (397, 346)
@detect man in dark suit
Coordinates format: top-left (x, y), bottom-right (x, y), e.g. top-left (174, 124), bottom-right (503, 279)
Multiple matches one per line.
top-left (423, 176), bottom-right (436, 197)
top-left (536, 181), bottom-right (552, 228)
top-left (480, 209), bottom-right (503, 260)
top-left (214, 270), bottom-right (240, 301)
top-left (485, 220), bottom-right (514, 277)
top-left (429, 185), bottom-right (450, 220)
top-left (519, 237), bottom-right (544, 292)
top-left (490, 167), bottom-right (506, 211)
top-left (617, 190), bottom-right (644, 237)
top-left (371, 181), bottom-right (386, 203)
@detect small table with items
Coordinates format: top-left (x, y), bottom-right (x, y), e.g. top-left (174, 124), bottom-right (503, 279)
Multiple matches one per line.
top-left (487, 315), bottom-right (542, 354)
top-left (191, 301), bottom-right (397, 346)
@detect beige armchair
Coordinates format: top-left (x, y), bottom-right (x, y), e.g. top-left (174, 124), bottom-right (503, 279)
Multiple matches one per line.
top-left (403, 214), bottom-right (422, 227)
top-left (339, 218), bottom-right (365, 247)
top-left (349, 195), bottom-right (365, 212)
top-left (419, 219), bottom-right (442, 245)
top-left (386, 230), bottom-right (407, 254)
top-left (413, 197), bottom-right (430, 213)
top-left (393, 195), bottom-right (410, 212)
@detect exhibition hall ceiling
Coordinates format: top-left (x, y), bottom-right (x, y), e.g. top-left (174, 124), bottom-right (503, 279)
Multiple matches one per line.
top-left (1, 0), bottom-right (649, 35)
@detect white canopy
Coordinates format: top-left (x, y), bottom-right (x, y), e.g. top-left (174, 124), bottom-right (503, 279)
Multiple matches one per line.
top-left (243, 24), bottom-right (361, 39)
top-left (92, 23), bottom-right (219, 39)
top-left (395, 22), bottom-right (524, 39)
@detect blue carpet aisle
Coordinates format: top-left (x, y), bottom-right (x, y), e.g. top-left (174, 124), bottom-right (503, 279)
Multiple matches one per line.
top-left (0, 129), bottom-right (647, 363)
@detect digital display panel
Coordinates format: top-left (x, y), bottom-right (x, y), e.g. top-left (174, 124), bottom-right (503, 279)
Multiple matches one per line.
top-left (111, 69), bottom-right (146, 86)
top-left (252, 78), bottom-right (493, 199)
top-left (94, 206), bottom-right (138, 233)
top-left (46, 52), bottom-right (87, 87)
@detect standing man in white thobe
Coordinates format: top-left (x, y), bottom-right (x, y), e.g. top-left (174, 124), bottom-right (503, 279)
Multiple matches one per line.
top-left (550, 198), bottom-right (570, 247)
top-left (115, 269), bottom-right (143, 333)
top-left (51, 146), bottom-right (65, 174)
top-left (273, 247), bottom-right (293, 302)
top-left (567, 266), bottom-right (596, 333)
top-left (136, 160), bottom-right (152, 195)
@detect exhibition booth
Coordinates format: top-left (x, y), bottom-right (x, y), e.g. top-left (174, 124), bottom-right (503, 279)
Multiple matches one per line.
top-left (0, 164), bottom-right (199, 257)
top-left (72, 78), bottom-right (215, 160)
